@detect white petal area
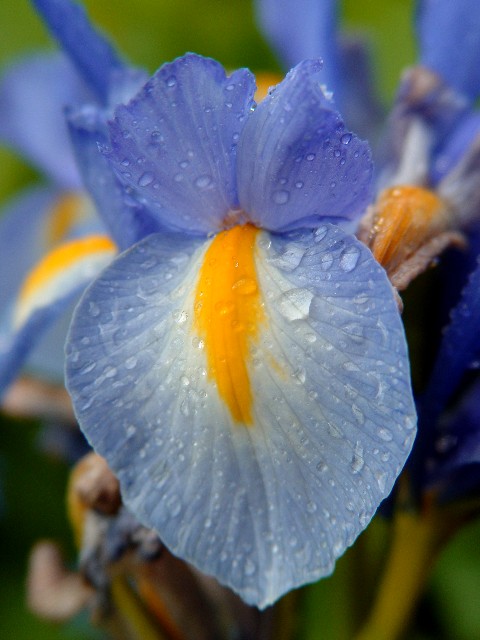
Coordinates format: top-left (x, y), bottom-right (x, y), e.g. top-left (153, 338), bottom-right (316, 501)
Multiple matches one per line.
top-left (65, 226), bottom-right (416, 608)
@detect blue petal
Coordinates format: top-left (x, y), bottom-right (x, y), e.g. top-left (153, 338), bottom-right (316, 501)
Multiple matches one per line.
top-left (426, 380), bottom-right (480, 480)
top-left (237, 60), bottom-right (373, 232)
top-left (431, 112), bottom-right (480, 184)
top-left (417, 0), bottom-right (480, 101)
top-left (105, 54), bottom-right (256, 234)
top-left (255, 0), bottom-right (340, 96)
top-left (68, 109), bottom-right (162, 249)
top-left (0, 53), bottom-right (87, 188)
top-left (31, 0), bottom-right (129, 104)
top-left (66, 225), bottom-right (415, 607)
top-left (254, 1), bottom-right (382, 140)
top-left (0, 187), bottom-right (58, 307)
top-left (0, 298), bottom-right (75, 391)
top-left (421, 259), bottom-right (480, 425)
top-left (0, 235), bottom-right (115, 395)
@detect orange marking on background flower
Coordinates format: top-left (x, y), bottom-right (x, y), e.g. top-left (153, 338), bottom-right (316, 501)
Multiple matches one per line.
top-left (194, 224), bottom-right (264, 425)
top-left (19, 235), bottom-right (116, 304)
top-left (45, 192), bottom-right (87, 246)
top-left (254, 72), bottom-right (283, 102)
top-left (368, 185), bottom-right (449, 272)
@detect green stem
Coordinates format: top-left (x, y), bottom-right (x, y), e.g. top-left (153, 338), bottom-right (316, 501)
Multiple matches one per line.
top-left (354, 508), bottom-right (445, 640)
top-left (110, 574), bottom-right (170, 640)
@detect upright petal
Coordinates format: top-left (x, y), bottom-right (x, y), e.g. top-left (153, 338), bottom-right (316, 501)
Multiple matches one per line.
top-left (255, 0), bottom-right (340, 94)
top-left (68, 108), bottom-right (162, 250)
top-left (105, 54), bottom-right (256, 234)
top-left (0, 53), bottom-right (87, 189)
top-left (31, 0), bottom-right (129, 104)
top-left (66, 225), bottom-right (415, 607)
top-left (237, 60), bottom-right (373, 232)
top-left (417, 0), bottom-right (480, 101)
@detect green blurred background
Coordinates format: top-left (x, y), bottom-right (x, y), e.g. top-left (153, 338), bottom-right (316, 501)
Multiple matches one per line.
top-left (1, 1), bottom-right (480, 638)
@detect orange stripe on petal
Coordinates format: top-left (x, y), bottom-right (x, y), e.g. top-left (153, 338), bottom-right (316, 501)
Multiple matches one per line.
top-left (45, 192), bottom-right (90, 247)
top-left (194, 225), bottom-right (264, 425)
top-left (19, 235), bottom-right (116, 304)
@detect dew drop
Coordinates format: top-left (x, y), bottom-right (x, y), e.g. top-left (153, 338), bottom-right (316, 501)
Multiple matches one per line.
top-left (232, 278), bottom-right (258, 295)
top-left (295, 181), bottom-right (304, 189)
top-left (320, 253), bottom-right (334, 270)
top-left (244, 559), bottom-right (257, 576)
top-left (314, 226), bottom-right (328, 242)
top-left (195, 175), bottom-right (213, 189)
top-left (350, 442), bottom-right (365, 474)
top-left (166, 75), bottom-right (177, 87)
top-left (173, 310), bottom-right (188, 324)
top-left (88, 301), bottom-right (100, 317)
top-left (306, 153), bottom-right (316, 161)
top-left (272, 189), bottom-right (290, 205)
top-left (125, 356), bottom-right (137, 370)
top-left (339, 247), bottom-right (360, 272)
top-left (138, 172), bottom-right (154, 187)
top-left (378, 428), bottom-right (393, 442)
top-left (278, 288), bottom-right (313, 321)
top-left (80, 361), bottom-right (96, 375)
top-left (341, 133), bottom-right (352, 145)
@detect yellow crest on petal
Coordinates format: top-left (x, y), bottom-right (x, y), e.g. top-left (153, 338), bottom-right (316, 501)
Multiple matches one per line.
top-left (194, 224), bottom-right (264, 425)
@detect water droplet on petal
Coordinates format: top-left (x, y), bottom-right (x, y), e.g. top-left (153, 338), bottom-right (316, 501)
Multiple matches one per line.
top-left (314, 226), bottom-right (328, 242)
top-left (378, 428), bottom-right (393, 442)
top-left (195, 175), bottom-right (213, 189)
top-left (166, 75), bottom-right (177, 87)
top-left (88, 301), bottom-right (100, 317)
top-left (306, 501), bottom-right (317, 514)
top-left (272, 189), bottom-right (290, 205)
top-left (138, 172), bottom-right (155, 187)
top-left (341, 133), bottom-right (352, 145)
top-left (306, 153), bottom-right (316, 161)
top-left (232, 278), bottom-right (258, 295)
top-left (278, 288), bottom-right (313, 321)
top-left (339, 247), bottom-right (361, 272)
top-left (125, 356), bottom-right (137, 370)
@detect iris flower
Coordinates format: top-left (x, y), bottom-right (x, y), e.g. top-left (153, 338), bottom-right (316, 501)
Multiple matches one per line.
top-left (0, 52), bottom-right (109, 394)
top-left (0, 0), bottom-right (148, 399)
top-left (28, 0), bottom-right (418, 608)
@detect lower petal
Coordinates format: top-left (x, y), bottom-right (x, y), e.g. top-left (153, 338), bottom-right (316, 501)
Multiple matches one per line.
top-left (66, 226), bottom-right (416, 607)
top-left (0, 234), bottom-right (116, 395)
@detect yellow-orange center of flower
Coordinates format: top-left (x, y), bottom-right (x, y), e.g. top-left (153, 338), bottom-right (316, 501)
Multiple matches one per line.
top-left (194, 224), bottom-right (264, 425)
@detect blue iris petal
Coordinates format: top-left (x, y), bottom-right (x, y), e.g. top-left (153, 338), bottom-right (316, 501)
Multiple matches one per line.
top-left (66, 224), bottom-right (415, 607)
top-left (32, 0), bottom-right (128, 104)
top-left (255, 0), bottom-right (340, 95)
top-left (0, 187), bottom-right (59, 306)
top-left (68, 110), bottom-right (162, 250)
top-left (237, 59), bottom-right (373, 232)
top-left (417, 0), bottom-right (480, 102)
top-left (422, 259), bottom-right (480, 424)
top-left (0, 53), bottom-right (88, 189)
top-left (105, 54), bottom-right (256, 235)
